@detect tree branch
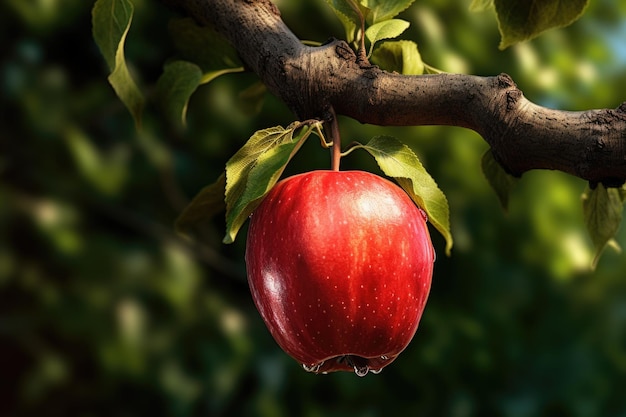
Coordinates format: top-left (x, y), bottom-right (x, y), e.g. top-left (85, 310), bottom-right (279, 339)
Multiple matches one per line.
top-left (169, 0), bottom-right (626, 185)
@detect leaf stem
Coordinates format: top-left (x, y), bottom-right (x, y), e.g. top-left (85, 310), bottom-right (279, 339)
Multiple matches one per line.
top-left (340, 141), bottom-right (364, 158)
top-left (423, 62), bottom-right (446, 74)
top-left (346, 0), bottom-right (368, 64)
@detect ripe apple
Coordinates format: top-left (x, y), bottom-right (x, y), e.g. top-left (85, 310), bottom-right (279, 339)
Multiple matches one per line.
top-left (245, 170), bottom-right (434, 376)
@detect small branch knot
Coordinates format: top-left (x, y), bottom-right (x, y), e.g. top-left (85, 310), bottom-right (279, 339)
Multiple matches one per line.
top-left (506, 90), bottom-right (522, 111)
top-left (335, 41), bottom-right (356, 62)
top-left (497, 73), bottom-right (516, 89)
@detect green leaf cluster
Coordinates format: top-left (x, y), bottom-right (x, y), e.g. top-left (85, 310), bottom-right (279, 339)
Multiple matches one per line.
top-left (92, 0), bottom-right (603, 265)
top-left (177, 126), bottom-right (453, 255)
top-left (92, 0), bottom-right (594, 133)
top-left (92, 2), bottom-right (244, 129)
top-left (223, 124), bottom-right (325, 243)
top-left (176, 122), bottom-right (325, 244)
top-left (370, 40), bottom-right (424, 75)
top-left (326, 0), bottom-right (425, 75)
top-left (156, 17), bottom-right (245, 129)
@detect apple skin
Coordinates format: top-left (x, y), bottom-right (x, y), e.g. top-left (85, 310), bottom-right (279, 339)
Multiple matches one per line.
top-left (245, 170), bottom-right (434, 375)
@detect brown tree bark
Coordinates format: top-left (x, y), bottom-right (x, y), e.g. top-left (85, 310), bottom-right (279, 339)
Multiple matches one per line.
top-left (169, 0), bottom-right (626, 186)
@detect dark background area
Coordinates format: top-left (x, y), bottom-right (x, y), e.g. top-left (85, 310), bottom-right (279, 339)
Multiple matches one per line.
top-left (2, 0), bottom-right (626, 416)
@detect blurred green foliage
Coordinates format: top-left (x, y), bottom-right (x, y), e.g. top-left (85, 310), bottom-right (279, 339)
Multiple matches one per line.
top-left (2, 0), bottom-right (626, 416)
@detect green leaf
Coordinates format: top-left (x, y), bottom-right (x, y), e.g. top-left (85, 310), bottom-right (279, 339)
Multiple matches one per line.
top-left (225, 126), bottom-right (292, 212)
top-left (481, 149), bottom-right (518, 210)
top-left (175, 173), bottom-right (227, 235)
top-left (582, 184), bottom-right (625, 267)
top-left (325, 0), bottom-right (367, 44)
top-left (360, 0), bottom-right (415, 24)
top-left (168, 17), bottom-right (243, 73)
top-left (223, 123), bottom-right (322, 243)
top-left (494, 0), bottom-right (589, 49)
top-left (355, 136), bottom-right (453, 255)
top-left (327, 0), bottom-right (415, 41)
top-left (370, 40), bottom-right (424, 75)
top-left (365, 19), bottom-right (410, 53)
top-left (156, 60), bottom-right (203, 129)
top-left (92, 0), bottom-right (144, 127)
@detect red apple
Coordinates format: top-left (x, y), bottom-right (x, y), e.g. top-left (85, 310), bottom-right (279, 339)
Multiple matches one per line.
top-left (245, 170), bottom-right (434, 376)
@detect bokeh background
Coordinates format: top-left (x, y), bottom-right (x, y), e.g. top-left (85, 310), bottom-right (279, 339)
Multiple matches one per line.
top-left (2, 0), bottom-right (626, 416)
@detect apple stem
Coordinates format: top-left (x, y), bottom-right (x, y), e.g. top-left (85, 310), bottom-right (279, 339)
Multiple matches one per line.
top-left (329, 107), bottom-right (341, 172)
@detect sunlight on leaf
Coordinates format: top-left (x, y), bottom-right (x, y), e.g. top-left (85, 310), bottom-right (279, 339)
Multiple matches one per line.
top-left (224, 122), bottom-right (323, 243)
top-left (370, 40), bottom-right (424, 75)
top-left (360, 0), bottom-right (416, 24)
top-left (327, 0), bottom-right (415, 44)
top-left (225, 126), bottom-right (293, 210)
top-left (365, 19), bottom-right (410, 55)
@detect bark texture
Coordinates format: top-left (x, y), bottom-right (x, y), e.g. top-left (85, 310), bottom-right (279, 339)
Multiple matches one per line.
top-left (169, 0), bottom-right (626, 185)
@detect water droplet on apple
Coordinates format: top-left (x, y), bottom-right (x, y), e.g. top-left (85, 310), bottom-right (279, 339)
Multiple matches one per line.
top-left (380, 355), bottom-right (389, 360)
top-left (354, 364), bottom-right (369, 377)
top-left (302, 362), bottom-right (323, 373)
top-left (370, 368), bottom-right (383, 374)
